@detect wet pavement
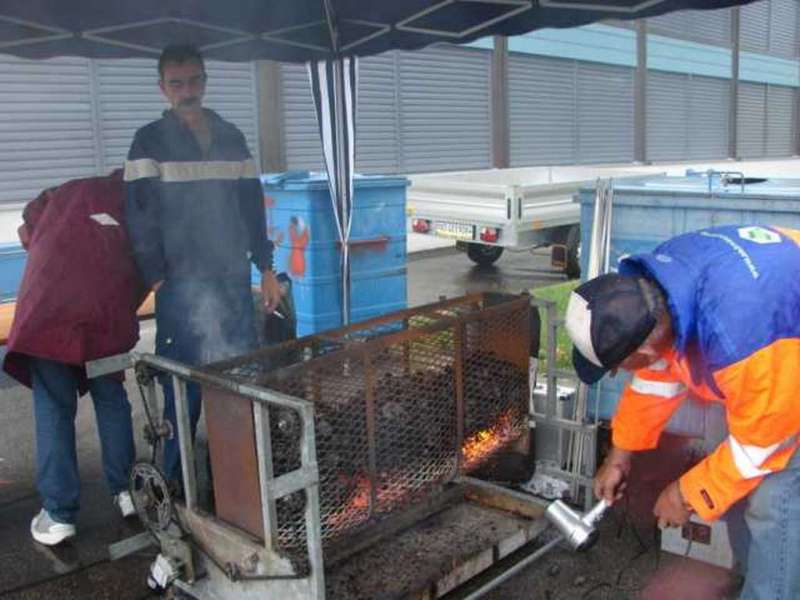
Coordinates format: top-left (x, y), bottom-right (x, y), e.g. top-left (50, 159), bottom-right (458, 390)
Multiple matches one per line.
top-left (0, 246), bottom-right (566, 599)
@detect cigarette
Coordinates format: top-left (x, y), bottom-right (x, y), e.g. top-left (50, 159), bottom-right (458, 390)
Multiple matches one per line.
top-left (273, 309), bottom-right (286, 320)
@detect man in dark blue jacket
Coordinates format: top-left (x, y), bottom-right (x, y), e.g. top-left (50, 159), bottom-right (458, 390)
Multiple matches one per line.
top-left (124, 45), bottom-right (281, 484)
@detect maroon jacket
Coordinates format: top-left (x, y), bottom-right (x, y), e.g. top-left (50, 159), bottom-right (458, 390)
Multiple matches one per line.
top-left (3, 170), bottom-right (146, 389)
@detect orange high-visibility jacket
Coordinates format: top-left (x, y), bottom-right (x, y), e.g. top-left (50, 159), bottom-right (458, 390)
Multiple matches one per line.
top-left (611, 225), bottom-right (800, 521)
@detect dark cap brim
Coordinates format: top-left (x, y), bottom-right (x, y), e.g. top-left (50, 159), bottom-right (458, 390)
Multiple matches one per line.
top-left (572, 347), bottom-right (608, 385)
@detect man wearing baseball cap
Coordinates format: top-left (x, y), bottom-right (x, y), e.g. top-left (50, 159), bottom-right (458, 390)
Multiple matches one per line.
top-left (565, 224), bottom-right (800, 600)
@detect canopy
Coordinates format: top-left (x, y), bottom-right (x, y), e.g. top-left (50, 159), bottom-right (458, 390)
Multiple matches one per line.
top-left (0, 0), bottom-right (754, 325)
top-left (1, 1), bottom-right (752, 63)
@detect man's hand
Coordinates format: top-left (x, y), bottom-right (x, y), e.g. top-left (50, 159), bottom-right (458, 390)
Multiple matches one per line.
top-left (17, 224), bottom-right (31, 250)
top-left (654, 480), bottom-right (693, 529)
top-left (260, 270), bottom-right (284, 313)
top-left (594, 447), bottom-right (632, 505)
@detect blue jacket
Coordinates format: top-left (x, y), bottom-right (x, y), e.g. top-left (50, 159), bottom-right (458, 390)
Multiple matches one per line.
top-left (614, 225), bottom-right (800, 520)
top-left (124, 109), bottom-right (272, 287)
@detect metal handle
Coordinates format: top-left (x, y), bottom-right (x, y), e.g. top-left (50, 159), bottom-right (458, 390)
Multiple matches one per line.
top-left (582, 498), bottom-right (609, 527)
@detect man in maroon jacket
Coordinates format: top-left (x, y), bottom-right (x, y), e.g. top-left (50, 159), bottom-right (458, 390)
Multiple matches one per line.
top-left (4, 170), bottom-right (146, 545)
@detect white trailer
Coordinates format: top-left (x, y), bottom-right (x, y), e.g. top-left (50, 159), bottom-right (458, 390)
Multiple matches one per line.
top-left (405, 160), bottom-right (800, 275)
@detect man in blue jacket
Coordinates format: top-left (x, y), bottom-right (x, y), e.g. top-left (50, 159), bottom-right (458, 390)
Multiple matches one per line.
top-left (124, 45), bottom-right (282, 484)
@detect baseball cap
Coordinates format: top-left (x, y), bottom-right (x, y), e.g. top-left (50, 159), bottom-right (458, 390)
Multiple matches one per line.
top-left (565, 273), bottom-right (657, 384)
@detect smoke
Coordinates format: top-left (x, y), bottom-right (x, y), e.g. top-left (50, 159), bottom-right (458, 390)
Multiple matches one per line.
top-left (177, 279), bottom-right (256, 366)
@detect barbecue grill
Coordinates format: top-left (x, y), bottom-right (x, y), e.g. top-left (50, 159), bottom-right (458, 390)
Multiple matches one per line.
top-left (93, 292), bottom-right (550, 599)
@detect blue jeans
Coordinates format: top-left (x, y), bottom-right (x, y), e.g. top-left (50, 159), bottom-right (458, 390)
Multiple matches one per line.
top-left (31, 357), bottom-right (135, 525)
top-left (725, 447), bottom-right (800, 600)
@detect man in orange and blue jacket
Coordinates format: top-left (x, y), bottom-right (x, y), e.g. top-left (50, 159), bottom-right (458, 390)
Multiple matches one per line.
top-left (565, 224), bottom-right (800, 600)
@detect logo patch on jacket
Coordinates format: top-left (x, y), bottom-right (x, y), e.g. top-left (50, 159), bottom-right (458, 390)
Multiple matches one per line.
top-left (738, 226), bottom-right (781, 245)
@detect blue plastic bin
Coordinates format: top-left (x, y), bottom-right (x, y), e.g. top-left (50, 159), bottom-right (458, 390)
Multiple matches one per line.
top-left (577, 173), bottom-right (800, 435)
top-left (0, 242), bottom-right (26, 304)
top-left (259, 172), bottom-right (408, 336)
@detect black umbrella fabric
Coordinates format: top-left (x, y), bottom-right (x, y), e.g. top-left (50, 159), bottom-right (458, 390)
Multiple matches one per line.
top-left (0, 1), bottom-right (754, 62)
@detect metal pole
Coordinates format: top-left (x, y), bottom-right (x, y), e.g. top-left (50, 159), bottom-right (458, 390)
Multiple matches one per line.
top-left (173, 376), bottom-right (197, 510)
top-left (730, 7), bottom-right (740, 159)
top-left (454, 322), bottom-right (466, 475)
top-left (634, 19), bottom-right (647, 163)
top-left (253, 402), bottom-right (280, 550)
top-left (462, 536), bottom-right (563, 600)
top-left (300, 404), bottom-right (326, 599)
top-left (364, 352), bottom-right (378, 513)
top-left (491, 35), bottom-right (509, 169)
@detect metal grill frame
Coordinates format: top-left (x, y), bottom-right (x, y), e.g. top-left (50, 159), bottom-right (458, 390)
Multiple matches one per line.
top-left (203, 292), bottom-right (532, 552)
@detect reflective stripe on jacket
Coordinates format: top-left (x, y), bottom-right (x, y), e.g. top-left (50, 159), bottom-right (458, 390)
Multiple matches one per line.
top-left (612, 225), bottom-right (800, 521)
top-left (124, 109), bottom-right (272, 287)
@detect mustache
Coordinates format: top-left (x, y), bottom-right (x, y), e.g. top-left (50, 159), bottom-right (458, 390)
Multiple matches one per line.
top-left (179, 97), bottom-right (200, 107)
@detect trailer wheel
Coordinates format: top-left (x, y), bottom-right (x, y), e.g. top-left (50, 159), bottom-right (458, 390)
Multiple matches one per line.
top-left (466, 243), bottom-right (504, 266)
top-left (565, 225), bottom-right (581, 279)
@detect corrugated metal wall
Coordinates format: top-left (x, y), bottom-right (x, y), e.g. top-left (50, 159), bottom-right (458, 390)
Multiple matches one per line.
top-left (576, 62), bottom-right (634, 164)
top-left (508, 55), bottom-right (634, 166)
top-left (0, 57), bottom-right (97, 205)
top-left (647, 71), bottom-right (730, 161)
top-left (646, 6), bottom-right (733, 161)
top-left (0, 57), bottom-right (259, 206)
top-left (281, 44), bottom-right (492, 174)
top-left (648, 8), bottom-right (732, 46)
top-left (738, 82), bottom-right (797, 158)
top-left (738, 0), bottom-right (798, 159)
top-left (741, 0), bottom-right (799, 57)
top-left (396, 45), bottom-right (492, 173)
top-left (508, 55), bottom-right (576, 166)
top-left (281, 63), bottom-right (322, 171)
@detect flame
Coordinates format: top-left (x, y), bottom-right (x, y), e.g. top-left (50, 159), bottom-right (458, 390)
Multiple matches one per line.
top-left (461, 412), bottom-right (514, 468)
top-left (326, 412), bottom-right (518, 532)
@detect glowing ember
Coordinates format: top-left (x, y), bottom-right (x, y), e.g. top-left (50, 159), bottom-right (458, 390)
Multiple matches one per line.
top-left (461, 413), bottom-right (514, 468)
top-left (349, 474), bottom-right (371, 510)
top-left (326, 473), bottom-right (372, 530)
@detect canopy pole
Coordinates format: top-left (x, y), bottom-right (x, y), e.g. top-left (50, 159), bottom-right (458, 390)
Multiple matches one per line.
top-left (308, 56), bottom-right (358, 328)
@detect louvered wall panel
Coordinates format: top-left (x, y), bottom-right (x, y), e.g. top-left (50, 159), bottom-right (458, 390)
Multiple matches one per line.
top-left (647, 70), bottom-right (689, 161)
top-left (508, 54), bottom-right (577, 166)
top-left (355, 53), bottom-right (400, 174)
top-left (765, 85), bottom-right (795, 156)
top-left (576, 62), bottom-right (634, 164)
top-left (648, 7), bottom-right (731, 46)
top-left (281, 63), bottom-right (323, 171)
top-left (768, 0), bottom-right (799, 58)
top-left (687, 75), bottom-right (730, 159)
top-left (737, 82), bottom-right (767, 157)
top-left (741, 1), bottom-right (771, 54)
top-left (0, 56), bottom-right (96, 205)
top-left (396, 45), bottom-right (492, 173)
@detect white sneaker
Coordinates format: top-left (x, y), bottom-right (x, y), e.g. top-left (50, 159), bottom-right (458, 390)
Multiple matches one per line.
top-left (31, 509), bottom-right (76, 546)
top-left (115, 491), bottom-right (136, 518)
